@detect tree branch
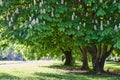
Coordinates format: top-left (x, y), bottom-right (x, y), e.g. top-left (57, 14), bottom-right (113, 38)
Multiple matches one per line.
top-left (102, 45), bottom-right (114, 59)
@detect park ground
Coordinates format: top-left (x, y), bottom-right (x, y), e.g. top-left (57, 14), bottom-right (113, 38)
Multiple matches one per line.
top-left (0, 60), bottom-right (120, 80)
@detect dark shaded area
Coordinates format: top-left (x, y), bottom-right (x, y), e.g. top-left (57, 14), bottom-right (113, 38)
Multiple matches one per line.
top-left (0, 72), bottom-right (119, 80)
top-left (34, 72), bottom-right (89, 80)
top-left (68, 70), bottom-right (120, 76)
top-left (43, 64), bottom-right (120, 76)
top-left (42, 64), bottom-right (82, 71)
top-left (0, 71), bottom-right (120, 80)
top-left (0, 73), bottom-right (20, 80)
top-left (34, 72), bottom-right (120, 80)
top-left (79, 46), bottom-right (89, 70)
top-left (60, 48), bottom-right (73, 66)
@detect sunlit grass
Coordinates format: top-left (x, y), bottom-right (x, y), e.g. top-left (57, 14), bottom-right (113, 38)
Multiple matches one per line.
top-left (0, 60), bottom-right (119, 80)
top-left (105, 61), bottom-right (120, 73)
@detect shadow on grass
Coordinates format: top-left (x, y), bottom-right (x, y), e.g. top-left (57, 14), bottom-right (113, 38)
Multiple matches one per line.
top-left (34, 72), bottom-right (120, 80)
top-left (34, 72), bottom-right (89, 80)
top-left (0, 73), bottom-right (20, 80)
top-left (42, 63), bottom-right (120, 76)
top-left (0, 72), bottom-right (119, 80)
top-left (42, 63), bottom-right (83, 70)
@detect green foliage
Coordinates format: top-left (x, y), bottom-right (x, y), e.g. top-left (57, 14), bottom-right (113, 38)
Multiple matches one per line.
top-left (0, 0), bottom-right (120, 60)
top-left (96, 8), bottom-right (106, 16)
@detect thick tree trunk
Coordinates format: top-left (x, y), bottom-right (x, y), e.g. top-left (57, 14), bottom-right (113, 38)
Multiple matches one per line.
top-left (92, 57), bottom-right (105, 72)
top-left (99, 58), bottom-right (106, 72)
top-left (87, 45), bottom-right (114, 73)
top-left (81, 53), bottom-right (89, 70)
top-left (61, 48), bottom-right (73, 66)
top-left (64, 51), bottom-right (73, 66)
top-left (92, 56), bottom-right (98, 71)
top-left (79, 47), bottom-right (89, 70)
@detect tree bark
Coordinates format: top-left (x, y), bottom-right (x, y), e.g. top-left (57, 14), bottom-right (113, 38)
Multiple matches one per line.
top-left (91, 56), bottom-right (106, 72)
top-left (81, 52), bottom-right (89, 70)
top-left (64, 50), bottom-right (73, 66)
top-left (92, 57), bottom-right (105, 72)
top-left (79, 46), bottom-right (89, 70)
top-left (99, 58), bottom-right (106, 72)
top-left (61, 48), bottom-right (73, 66)
top-left (87, 44), bottom-right (114, 72)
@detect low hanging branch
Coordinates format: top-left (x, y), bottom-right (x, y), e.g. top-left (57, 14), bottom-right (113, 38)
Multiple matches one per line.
top-left (102, 45), bottom-right (114, 59)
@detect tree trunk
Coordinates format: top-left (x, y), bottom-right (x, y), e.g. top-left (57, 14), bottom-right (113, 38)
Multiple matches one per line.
top-left (91, 53), bottom-right (99, 72)
top-left (87, 45), bottom-right (114, 73)
top-left (64, 51), bottom-right (73, 66)
top-left (99, 58), bottom-right (106, 72)
top-left (92, 57), bottom-right (106, 72)
top-left (81, 53), bottom-right (89, 70)
top-left (79, 47), bottom-right (89, 70)
top-left (61, 48), bottom-right (73, 66)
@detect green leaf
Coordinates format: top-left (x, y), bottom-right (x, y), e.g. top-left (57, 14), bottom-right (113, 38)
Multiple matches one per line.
top-left (92, 4), bottom-right (98, 11)
top-left (118, 3), bottom-right (120, 9)
top-left (57, 23), bottom-right (65, 27)
top-left (102, 3), bottom-right (108, 9)
top-left (85, 35), bottom-right (91, 41)
top-left (43, 14), bottom-right (52, 21)
top-left (92, 34), bottom-right (98, 39)
top-left (85, 0), bottom-right (95, 4)
top-left (38, 15), bottom-right (43, 20)
top-left (55, 14), bottom-right (60, 18)
top-left (65, 21), bottom-right (73, 28)
top-left (114, 40), bottom-right (120, 48)
top-left (76, 31), bottom-right (84, 37)
top-left (58, 27), bottom-right (65, 32)
top-left (96, 8), bottom-right (106, 16)
top-left (98, 37), bottom-right (104, 42)
top-left (65, 29), bottom-right (75, 35)
top-left (74, 40), bottom-right (84, 46)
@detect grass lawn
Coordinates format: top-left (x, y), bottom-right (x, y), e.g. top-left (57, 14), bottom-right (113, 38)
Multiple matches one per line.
top-left (0, 60), bottom-right (120, 80)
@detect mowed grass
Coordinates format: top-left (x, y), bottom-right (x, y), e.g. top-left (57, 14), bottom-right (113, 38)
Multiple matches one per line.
top-left (105, 61), bottom-right (120, 73)
top-left (0, 60), bottom-right (119, 80)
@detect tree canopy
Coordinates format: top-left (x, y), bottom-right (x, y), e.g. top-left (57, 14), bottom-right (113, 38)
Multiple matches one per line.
top-left (0, 0), bottom-right (120, 72)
